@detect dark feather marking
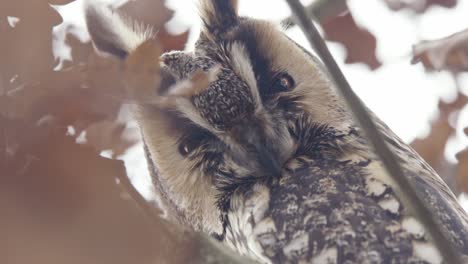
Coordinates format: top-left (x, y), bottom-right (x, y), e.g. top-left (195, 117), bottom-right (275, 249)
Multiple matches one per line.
top-left (260, 159), bottom-right (429, 263)
top-left (377, 122), bottom-right (468, 253)
top-left (201, 0), bottom-right (239, 37)
top-left (230, 22), bottom-right (275, 102)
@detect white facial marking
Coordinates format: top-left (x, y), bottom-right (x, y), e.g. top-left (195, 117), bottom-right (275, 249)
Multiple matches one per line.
top-left (229, 42), bottom-right (262, 109)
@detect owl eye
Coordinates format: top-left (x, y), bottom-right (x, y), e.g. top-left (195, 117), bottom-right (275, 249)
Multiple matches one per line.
top-left (178, 139), bottom-right (198, 157)
top-left (272, 72), bottom-right (295, 93)
top-left (178, 129), bottom-right (211, 157)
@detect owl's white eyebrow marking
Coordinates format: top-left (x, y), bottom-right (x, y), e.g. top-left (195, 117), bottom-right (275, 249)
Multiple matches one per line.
top-left (229, 42), bottom-right (263, 111)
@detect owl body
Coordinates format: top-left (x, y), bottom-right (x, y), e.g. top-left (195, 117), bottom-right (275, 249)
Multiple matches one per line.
top-left (85, 1), bottom-right (468, 263)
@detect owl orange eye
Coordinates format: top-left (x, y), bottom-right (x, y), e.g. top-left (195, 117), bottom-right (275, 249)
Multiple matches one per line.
top-left (272, 73), bottom-right (295, 93)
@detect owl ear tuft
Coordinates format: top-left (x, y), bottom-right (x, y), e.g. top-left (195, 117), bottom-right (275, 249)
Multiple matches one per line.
top-left (199, 0), bottom-right (239, 37)
top-left (84, 1), bottom-right (153, 59)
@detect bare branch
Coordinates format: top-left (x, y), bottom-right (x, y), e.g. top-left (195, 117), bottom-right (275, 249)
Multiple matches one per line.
top-left (281, 0), bottom-right (347, 29)
top-left (284, 0), bottom-right (464, 263)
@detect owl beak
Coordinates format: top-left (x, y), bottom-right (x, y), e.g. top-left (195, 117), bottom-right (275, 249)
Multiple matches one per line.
top-left (254, 141), bottom-right (282, 177)
top-left (231, 123), bottom-right (283, 177)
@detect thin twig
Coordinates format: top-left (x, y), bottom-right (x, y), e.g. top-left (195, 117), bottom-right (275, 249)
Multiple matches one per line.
top-left (284, 0), bottom-right (463, 263)
top-left (281, 0), bottom-right (347, 29)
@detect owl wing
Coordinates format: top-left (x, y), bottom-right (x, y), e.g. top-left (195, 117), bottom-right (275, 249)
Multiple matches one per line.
top-left (375, 117), bottom-right (468, 252)
top-left (226, 118), bottom-right (468, 263)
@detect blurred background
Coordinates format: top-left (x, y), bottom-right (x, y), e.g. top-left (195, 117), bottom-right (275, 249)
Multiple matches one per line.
top-left (1, 0), bottom-right (468, 263)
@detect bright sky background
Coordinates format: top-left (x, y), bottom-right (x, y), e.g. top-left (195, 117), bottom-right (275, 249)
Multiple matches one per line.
top-left (53, 0), bottom-right (468, 209)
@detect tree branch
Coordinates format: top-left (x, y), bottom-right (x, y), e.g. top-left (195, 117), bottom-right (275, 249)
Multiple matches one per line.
top-left (284, 0), bottom-right (463, 263)
top-left (281, 0), bottom-right (347, 29)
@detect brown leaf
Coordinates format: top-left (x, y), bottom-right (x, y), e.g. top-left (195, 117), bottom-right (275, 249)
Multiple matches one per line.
top-left (0, 117), bottom-right (192, 264)
top-left (48, 0), bottom-right (76, 4)
top-left (64, 30), bottom-right (94, 65)
top-left (168, 67), bottom-right (220, 98)
top-left (384, 0), bottom-right (457, 13)
top-left (123, 39), bottom-right (162, 100)
top-left (0, 0), bottom-right (63, 85)
top-left (118, 0), bottom-right (188, 52)
top-left (118, 0), bottom-right (173, 29)
top-left (411, 93), bottom-right (468, 193)
top-left (322, 11), bottom-right (381, 70)
top-left (158, 29), bottom-right (190, 52)
top-left (85, 120), bottom-right (138, 158)
top-left (412, 28), bottom-right (468, 72)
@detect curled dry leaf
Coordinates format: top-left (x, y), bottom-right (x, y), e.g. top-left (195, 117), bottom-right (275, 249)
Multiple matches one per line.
top-left (63, 31), bottom-right (95, 66)
top-left (322, 11), bottom-right (381, 70)
top-left (85, 53), bottom-right (126, 96)
top-left (123, 38), bottom-right (220, 108)
top-left (154, 66), bottom-right (220, 108)
top-left (85, 120), bottom-right (139, 158)
top-left (384, 0), bottom-right (457, 13)
top-left (0, 0), bottom-right (63, 86)
top-left (411, 93), bottom-right (468, 193)
top-left (0, 122), bottom-right (193, 264)
top-left (119, 0), bottom-right (189, 52)
top-left (123, 39), bottom-right (162, 100)
top-left (412, 28), bottom-right (468, 72)
top-left (168, 67), bottom-right (220, 97)
top-left (158, 29), bottom-right (190, 52)
top-left (118, 0), bottom-right (173, 29)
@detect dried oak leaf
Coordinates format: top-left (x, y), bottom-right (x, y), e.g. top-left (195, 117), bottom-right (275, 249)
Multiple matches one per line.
top-left (2, 60), bottom-right (124, 136)
top-left (123, 39), bottom-right (162, 100)
top-left (412, 28), bottom-right (468, 72)
top-left (122, 39), bottom-right (218, 108)
top-left (411, 93), bottom-right (468, 193)
top-left (158, 29), bottom-right (190, 52)
top-left (384, 0), bottom-right (457, 13)
top-left (119, 0), bottom-right (189, 52)
top-left (48, 0), bottom-right (76, 4)
top-left (0, 0), bottom-right (63, 86)
top-left (322, 11), bottom-right (381, 70)
top-left (0, 118), bottom-right (188, 264)
top-left (64, 29), bottom-right (95, 66)
top-left (86, 120), bottom-right (139, 158)
top-left (119, 0), bottom-right (173, 28)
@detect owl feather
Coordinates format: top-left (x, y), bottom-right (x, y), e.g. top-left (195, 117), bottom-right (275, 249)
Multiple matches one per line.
top-left (85, 1), bottom-right (468, 263)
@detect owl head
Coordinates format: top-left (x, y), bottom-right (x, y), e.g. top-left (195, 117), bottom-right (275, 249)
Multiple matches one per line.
top-left (85, 0), bottom-right (349, 243)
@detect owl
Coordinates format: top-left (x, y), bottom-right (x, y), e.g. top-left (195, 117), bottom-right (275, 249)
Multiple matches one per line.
top-left (85, 0), bottom-right (468, 263)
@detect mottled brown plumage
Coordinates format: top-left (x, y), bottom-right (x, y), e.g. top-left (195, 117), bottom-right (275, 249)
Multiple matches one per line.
top-left (85, 1), bottom-right (468, 263)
